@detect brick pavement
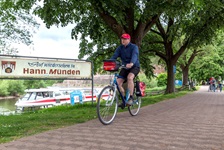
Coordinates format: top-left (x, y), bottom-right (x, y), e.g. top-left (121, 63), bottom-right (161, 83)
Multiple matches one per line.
top-left (1, 85), bottom-right (224, 150)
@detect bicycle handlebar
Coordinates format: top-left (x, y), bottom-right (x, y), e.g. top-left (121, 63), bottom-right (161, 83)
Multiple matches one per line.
top-left (120, 65), bottom-right (131, 70)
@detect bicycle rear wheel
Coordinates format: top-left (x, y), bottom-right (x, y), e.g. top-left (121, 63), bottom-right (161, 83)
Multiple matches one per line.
top-left (97, 86), bottom-right (118, 125)
top-left (128, 93), bottom-right (141, 116)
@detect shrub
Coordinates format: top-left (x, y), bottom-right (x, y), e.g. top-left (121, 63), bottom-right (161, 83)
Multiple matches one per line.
top-left (7, 80), bottom-right (26, 96)
top-left (157, 73), bottom-right (167, 87)
top-left (0, 80), bottom-right (9, 96)
top-left (138, 73), bottom-right (157, 88)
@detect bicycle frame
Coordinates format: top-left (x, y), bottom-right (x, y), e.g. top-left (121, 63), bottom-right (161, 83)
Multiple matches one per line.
top-left (111, 72), bottom-right (129, 107)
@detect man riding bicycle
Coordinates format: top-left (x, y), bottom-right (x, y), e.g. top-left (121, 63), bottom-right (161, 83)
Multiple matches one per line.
top-left (110, 33), bottom-right (140, 106)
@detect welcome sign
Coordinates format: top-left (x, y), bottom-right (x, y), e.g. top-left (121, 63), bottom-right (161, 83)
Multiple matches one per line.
top-left (0, 56), bottom-right (92, 79)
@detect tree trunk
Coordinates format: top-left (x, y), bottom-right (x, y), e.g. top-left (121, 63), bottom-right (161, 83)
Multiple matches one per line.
top-left (182, 67), bottom-right (189, 86)
top-left (165, 62), bottom-right (175, 94)
top-left (132, 33), bottom-right (143, 48)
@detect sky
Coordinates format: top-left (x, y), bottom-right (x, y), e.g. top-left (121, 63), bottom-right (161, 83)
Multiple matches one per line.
top-left (16, 19), bottom-right (80, 59)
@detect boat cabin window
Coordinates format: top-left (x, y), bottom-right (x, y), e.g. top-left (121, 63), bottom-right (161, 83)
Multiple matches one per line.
top-left (21, 93), bottom-right (31, 101)
top-left (43, 92), bottom-right (53, 97)
top-left (29, 92), bottom-right (37, 100)
top-left (62, 90), bottom-right (70, 95)
top-left (30, 92), bottom-right (54, 100)
top-left (20, 90), bottom-right (56, 101)
top-left (55, 91), bottom-right (62, 97)
top-left (48, 92), bottom-right (53, 97)
top-left (36, 92), bottom-right (44, 100)
top-left (43, 92), bottom-right (49, 97)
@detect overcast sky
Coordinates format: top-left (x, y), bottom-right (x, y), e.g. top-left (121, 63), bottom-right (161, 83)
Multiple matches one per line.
top-left (16, 19), bottom-right (80, 59)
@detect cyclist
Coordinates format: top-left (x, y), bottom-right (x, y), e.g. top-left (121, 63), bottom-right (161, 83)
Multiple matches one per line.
top-left (110, 33), bottom-right (140, 106)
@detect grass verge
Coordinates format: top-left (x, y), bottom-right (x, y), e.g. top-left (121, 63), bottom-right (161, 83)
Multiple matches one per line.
top-left (0, 90), bottom-right (192, 144)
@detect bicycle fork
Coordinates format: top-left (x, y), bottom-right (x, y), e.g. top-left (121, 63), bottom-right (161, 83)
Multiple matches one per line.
top-left (105, 86), bottom-right (117, 106)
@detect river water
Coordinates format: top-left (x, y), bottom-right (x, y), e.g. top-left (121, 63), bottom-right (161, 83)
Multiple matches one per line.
top-left (0, 98), bottom-right (18, 115)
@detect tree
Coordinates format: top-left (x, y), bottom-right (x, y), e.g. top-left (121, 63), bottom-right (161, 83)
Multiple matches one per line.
top-left (178, 49), bottom-right (203, 86)
top-left (0, 80), bottom-right (9, 96)
top-left (7, 80), bottom-right (26, 96)
top-left (16, 0), bottom-right (224, 94)
top-left (0, 0), bottom-right (39, 54)
top-left (15, 0), bottom-right (184, 77)
top-left (190, 32), bottom-right (224, 83)
top-left (143, 0), bottom-right (224, 93)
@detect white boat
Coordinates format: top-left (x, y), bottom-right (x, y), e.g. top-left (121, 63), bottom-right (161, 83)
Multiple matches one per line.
top-left (15, 88), bottom-right (71, 110)
top-left (15, 87), bottom-right (102, 110)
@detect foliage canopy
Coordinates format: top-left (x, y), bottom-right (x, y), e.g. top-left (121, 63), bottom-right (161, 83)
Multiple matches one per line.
top-left (0, 0), bottom-right (39, 54)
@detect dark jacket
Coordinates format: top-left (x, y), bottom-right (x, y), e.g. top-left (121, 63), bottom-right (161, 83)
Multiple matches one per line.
top-left (111, 43), bottom-right (140, 68)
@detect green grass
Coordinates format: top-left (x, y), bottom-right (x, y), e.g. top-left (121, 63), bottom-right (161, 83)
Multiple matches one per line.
top-left (0, 90), bottom-right (192, 144)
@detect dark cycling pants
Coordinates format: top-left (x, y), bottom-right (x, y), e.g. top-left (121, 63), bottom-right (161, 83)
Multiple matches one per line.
top-left (118, 67), bottom-right (140, 79)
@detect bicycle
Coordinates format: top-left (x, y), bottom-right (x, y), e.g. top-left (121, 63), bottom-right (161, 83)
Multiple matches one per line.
top-left (96, 60), bottom-right (141, 125)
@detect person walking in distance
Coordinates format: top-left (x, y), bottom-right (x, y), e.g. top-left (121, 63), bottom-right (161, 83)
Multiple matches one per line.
top-left (110, 33), bottom-right (140, 106)
top-left (218, 80), bottom-right (222, 92)
top-left (211, 77), bottom-right (216, 92)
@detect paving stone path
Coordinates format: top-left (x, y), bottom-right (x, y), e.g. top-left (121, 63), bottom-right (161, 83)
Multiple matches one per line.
top-left (1, 86), bottom-right (224, 150)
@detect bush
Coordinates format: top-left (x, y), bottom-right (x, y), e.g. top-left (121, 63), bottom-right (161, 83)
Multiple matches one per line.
top-left (138, 73), bottom-right (157, 88)
top-left (148, 77), bottom-right (158, 88)
top-left (157, 73), bottom-right (167, 87)
top-left (7, 80), bottom-right (26, 96)
top-left (0, 80), bottom-right (9, 96)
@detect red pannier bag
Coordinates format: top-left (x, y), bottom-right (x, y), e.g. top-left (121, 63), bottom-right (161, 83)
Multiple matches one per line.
top-left (103, 60), bottom-right (120, 71)
top-left (136, 81), bottom-right (146, 97)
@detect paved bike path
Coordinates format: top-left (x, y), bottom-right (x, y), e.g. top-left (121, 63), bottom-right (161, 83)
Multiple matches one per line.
top-left (1, 86), bottom-right (224, 150)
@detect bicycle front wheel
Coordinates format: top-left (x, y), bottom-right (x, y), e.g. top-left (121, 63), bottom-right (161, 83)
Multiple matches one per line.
top-left (97, 86), bottom-right (118, 125)
top-left (128, 93), bottom-right (141, 116)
